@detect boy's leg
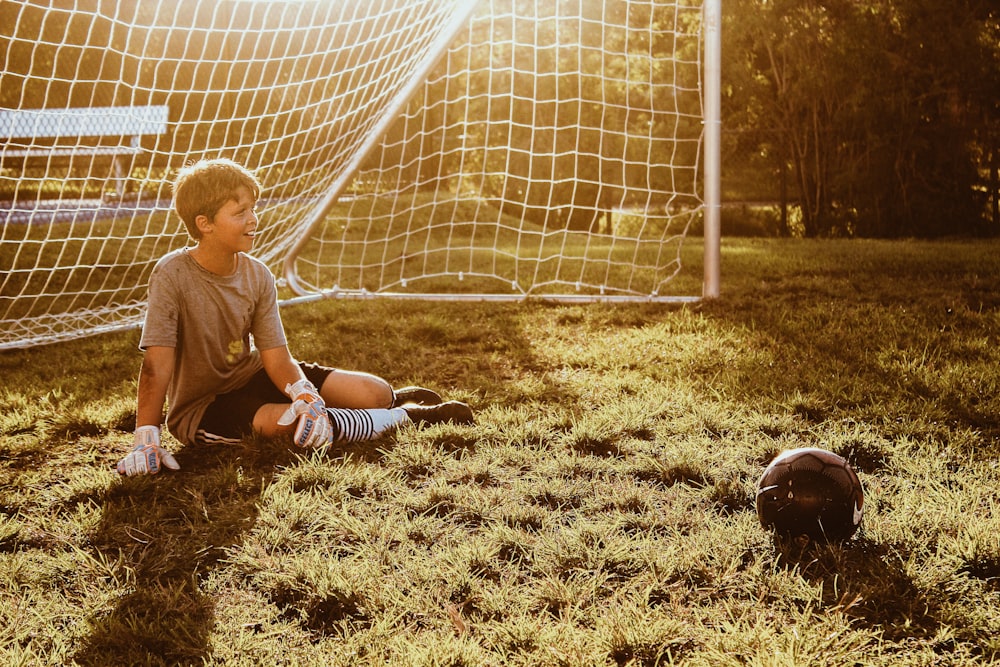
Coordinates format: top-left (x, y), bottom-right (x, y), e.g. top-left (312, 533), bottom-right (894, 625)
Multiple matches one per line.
top-left (253, 399), bottom-right (473, 443)
top-left (312, 366), bottom-right (444, 409)
top-left (252, 402), bottom-right (410, 441)
top-left (306, 366), bottom-right (471, 436)
top-left (253, 403), bottom-right (303, 439)
top-left (317, 368), bottom-right (395, 409)
top-left (202, 364), bottom-right (470, 445)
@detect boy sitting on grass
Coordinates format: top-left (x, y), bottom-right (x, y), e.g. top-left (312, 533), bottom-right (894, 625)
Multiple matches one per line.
top-left (117, 158), bottom-right (473, 476)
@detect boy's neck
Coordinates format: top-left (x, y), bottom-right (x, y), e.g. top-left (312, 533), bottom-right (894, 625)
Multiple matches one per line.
top-left (189, 245), bottom-right (238, 276)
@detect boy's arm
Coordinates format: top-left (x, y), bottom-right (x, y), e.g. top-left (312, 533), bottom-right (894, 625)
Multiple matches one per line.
top-left (259, 345), bottom-right (333, 448)
top-left (117, 346), bottom-right (180, 476)
top-left (259, 345), bottom-right (307, 393)
top-left (136, 346), bottom-right (175, 428)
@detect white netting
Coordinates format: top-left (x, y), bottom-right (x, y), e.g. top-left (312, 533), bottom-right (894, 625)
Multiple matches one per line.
top-left (0, 0), bottom-right (710, 350)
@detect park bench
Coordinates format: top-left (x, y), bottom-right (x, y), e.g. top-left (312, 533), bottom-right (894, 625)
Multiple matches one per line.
top-left (0, 105), bottom-right (169, 201)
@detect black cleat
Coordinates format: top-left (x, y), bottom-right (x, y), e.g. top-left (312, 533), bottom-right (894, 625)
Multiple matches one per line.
top-left (403, 400), bottom-right (474, 426)
top-left (392, 386), bottom-right (443, 407)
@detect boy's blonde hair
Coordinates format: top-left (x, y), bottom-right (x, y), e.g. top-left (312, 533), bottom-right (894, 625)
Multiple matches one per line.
top-left (172, 158), bottom-right (261, 239)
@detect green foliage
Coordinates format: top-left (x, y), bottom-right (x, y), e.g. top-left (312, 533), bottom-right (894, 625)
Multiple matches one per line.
top-left (723, 0), bottom-right (1000, 238)
top-left (2, 238), bottom-right (1000, 664)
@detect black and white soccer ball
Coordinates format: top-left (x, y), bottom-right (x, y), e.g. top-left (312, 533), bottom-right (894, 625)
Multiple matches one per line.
top-left (756, 447), bottom-right (864, 542)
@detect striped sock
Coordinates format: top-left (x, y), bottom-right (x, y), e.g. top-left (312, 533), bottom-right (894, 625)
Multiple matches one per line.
top-left (326, 407), bottom-right (410, 442)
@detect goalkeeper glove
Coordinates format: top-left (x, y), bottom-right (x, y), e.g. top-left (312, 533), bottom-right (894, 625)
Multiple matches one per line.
top-left (116, 425), bottom-right (180, 476)
top-left (278, 379), bottom-right (333, 448)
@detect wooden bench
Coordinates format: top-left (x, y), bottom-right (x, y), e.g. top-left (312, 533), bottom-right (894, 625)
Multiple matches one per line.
top-left (0, 105), bottom-right (169, 200)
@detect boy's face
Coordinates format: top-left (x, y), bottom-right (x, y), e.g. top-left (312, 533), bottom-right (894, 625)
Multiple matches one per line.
top-left (200, 186), bottom-right (258, 254)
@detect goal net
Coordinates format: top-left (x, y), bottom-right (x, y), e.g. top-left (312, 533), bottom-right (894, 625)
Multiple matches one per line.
top-left (0, 0), bottom-right (718, 350)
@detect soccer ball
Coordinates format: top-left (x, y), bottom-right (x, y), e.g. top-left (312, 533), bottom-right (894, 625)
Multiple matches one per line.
top-left (756, 447), bottom-right (864, 542)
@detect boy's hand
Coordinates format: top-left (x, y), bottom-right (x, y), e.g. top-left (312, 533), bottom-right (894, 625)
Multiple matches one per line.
top-left (278, 380), bottom-right (333, 448)
top-left (117, 426), bottom-right (180, 476)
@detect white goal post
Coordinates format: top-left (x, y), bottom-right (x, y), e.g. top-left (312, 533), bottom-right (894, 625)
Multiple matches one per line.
top-left (0, 0), bottom-right (720, 350)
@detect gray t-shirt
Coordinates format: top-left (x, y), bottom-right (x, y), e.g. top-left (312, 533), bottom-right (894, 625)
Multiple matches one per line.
top-left (140, 248), bottom-right (287, 445)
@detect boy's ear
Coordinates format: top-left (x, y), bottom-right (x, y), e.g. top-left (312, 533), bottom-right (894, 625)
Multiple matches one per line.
top-left (194, 213), bottom-right (213, 235)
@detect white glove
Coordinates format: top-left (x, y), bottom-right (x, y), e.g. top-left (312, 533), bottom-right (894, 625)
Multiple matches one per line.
top-left (117, 425), bottom-right (180, 476)
top-left (278, 379), bottom-right (333, 448)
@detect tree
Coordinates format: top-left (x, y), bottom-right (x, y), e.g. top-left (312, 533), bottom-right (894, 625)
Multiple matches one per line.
top-left (841, 0), bottom-right (996, 237)
top-left (724, 0), bottom-right (1000, 237)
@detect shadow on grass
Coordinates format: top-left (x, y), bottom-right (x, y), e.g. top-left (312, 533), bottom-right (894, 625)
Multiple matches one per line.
top-left (28, 297), bottom-right (609, 663)
top-left (73, 438), bottom-right (297, 667)
top-left (771, 534), bottom-right (942, 644)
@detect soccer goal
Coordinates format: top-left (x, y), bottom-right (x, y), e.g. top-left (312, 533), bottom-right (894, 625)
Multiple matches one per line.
top-left (0, 0), bottom-right (721, 350)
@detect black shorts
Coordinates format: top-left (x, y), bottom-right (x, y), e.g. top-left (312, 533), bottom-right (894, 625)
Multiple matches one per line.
top-left (195, 362), bottom-right (334, 445)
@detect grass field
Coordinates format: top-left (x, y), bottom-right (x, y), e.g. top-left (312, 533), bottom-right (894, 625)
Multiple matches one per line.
top-left (2, 237), bottom-right (999, 666)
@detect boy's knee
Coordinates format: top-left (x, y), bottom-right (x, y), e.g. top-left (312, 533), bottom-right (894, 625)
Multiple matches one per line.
top-left (368, 377), bottom-right (395, 409)
top-left (320, 370), bottom-right (394, 409)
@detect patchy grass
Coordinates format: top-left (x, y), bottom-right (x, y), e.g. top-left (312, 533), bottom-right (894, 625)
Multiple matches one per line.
top-left (2, 238), bottom-right (1000, 665)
